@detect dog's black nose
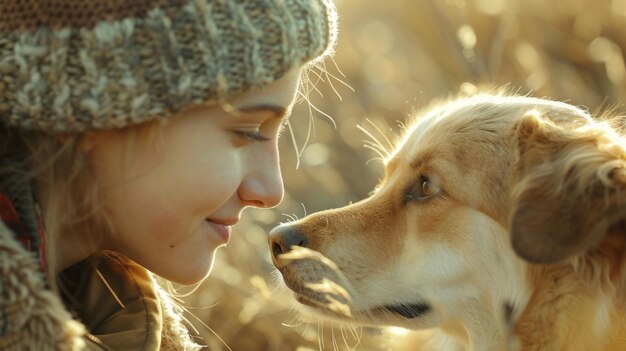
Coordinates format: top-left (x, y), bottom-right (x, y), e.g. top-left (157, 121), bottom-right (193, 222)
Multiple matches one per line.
top-left (268, 225), bottom-right (308, 267)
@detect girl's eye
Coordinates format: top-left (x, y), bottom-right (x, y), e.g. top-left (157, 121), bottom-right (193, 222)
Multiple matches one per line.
top-left (403, 175), bottom-right (441, 204)
top-left (234, 130), bottom-right (270, 142)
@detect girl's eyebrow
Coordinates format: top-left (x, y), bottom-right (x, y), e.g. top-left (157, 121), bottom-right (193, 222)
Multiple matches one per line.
top-left (237, 104), bottom-right (288, 118)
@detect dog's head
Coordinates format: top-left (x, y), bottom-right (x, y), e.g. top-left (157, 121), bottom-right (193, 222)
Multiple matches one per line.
top-left (269, 94), bottom-right (626, 339)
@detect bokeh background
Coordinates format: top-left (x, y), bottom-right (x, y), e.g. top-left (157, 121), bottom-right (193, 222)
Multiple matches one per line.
top-left (182, 0), bottom-right (626, 349)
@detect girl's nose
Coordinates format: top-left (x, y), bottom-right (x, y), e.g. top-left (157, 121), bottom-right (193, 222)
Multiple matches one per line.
top-left (238, 148), bottom-right (284, 208)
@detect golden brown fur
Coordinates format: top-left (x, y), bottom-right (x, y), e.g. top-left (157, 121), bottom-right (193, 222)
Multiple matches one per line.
top-left (269, 94), bottom-right (626, 350)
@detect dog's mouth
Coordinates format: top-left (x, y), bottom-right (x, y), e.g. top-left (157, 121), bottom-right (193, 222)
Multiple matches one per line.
top-left (382, 303), bottom-right (431, 319)
top-left (294, 292), bottom-right (357, 320)
top-left (279, 265), bottom-right (432, 321)
top-left (295, 289), bottom-right (431, 321)
top-left (295, 292), bottom-right (329, 307)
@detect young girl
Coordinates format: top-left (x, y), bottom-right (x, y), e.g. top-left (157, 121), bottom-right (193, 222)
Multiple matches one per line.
top-left (0, 0), bottom-right (337, 350)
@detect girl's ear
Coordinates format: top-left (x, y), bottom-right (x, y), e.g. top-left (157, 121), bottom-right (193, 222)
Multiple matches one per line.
top-left (510, 111), bottom-right (626, 264)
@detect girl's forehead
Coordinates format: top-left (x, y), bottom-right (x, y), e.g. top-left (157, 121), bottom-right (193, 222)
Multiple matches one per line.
top-left (229, 69), bottom-right (303, 110)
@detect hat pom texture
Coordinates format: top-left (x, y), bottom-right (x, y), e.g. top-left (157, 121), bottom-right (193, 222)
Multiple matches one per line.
top-left (0, 0), bottom-right (337, 132)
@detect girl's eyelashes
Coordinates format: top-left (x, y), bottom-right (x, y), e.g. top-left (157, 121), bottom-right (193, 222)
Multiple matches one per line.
top-left (231, 117), bottom-right (287, 143)
top-left (233, 130), bottom-right (271, 142)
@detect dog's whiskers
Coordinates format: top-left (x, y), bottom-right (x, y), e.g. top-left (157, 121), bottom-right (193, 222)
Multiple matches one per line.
top-left (331, 321), bottom-right (340, 351)
top-left (348, 325), bottom-right (362, 346)
top-left (362, 141), bottom-right (387, 165)
top-left (317, 320), bottom-right (324, 351)
top-left (280, 212), bottom-right (299, 223)
top-left (365, 118), bottom-right (395, 151)
top-left (339, 325), bottom-right (351, 351)
top-left (281, 312), bottom-right (305, 328)
top-left (340, 322), bottom-right (363, 351)
top-left (301, 202), bottom-right (308, 217)
top-left (357, 118), bottom-right (397, 165)
top-left (358, 126), bottom-right (389, 162)
top-left (302, 319), bottom-right (312, 337)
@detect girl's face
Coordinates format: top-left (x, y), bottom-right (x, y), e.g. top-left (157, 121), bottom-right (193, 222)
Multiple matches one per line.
top-left (87, 69), bottom-right (302, 284)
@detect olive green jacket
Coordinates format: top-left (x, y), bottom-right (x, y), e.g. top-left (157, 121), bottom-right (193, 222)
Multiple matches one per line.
top-left (0, 220), bottom-right (203, 351)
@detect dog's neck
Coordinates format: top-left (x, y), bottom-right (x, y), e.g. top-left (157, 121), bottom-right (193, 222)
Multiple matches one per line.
top-left (513, 239), bottom-right (626, 351)
top-left (422, 232), bottom-right (616, 351)
top-left (432, 244), bottom-right (530, 351)
top-left (436, 313), bottom-right (513, 351)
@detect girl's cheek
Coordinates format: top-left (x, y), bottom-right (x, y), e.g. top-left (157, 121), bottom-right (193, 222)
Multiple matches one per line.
top-left (142, 207), bottom-right (181, 242)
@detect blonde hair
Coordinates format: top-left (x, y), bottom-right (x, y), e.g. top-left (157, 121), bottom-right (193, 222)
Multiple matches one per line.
top-left (0, 126), bottom-right (108, 291)
top-left (0, 119), bottom-right (170, 293)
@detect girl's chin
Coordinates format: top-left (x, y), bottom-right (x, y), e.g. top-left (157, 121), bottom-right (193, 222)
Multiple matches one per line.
top-left (156, 252), bottom-right (217, 286)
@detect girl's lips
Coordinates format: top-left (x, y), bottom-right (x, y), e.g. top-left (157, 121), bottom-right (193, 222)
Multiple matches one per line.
top-left (206, 220), bottom-right (232, 244)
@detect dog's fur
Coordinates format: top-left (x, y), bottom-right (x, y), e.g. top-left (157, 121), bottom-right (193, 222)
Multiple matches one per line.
top-left (269, 94), bottom-right (626, 351)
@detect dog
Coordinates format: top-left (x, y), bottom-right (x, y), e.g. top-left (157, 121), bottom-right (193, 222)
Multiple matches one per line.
top-left (269, 94), bottom-right (626, 351)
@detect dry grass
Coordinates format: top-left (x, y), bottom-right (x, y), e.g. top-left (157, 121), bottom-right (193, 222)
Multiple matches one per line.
top-left (182, 0), bottom-right (626, 349)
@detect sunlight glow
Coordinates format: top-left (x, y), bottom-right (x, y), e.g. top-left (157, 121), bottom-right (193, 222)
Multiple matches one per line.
top-left (385, 326), bottom-right (411, 336)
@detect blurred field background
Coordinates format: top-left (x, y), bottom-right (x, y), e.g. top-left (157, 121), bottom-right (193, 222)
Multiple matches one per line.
top-left (182, 0), bottom-right (626, 350)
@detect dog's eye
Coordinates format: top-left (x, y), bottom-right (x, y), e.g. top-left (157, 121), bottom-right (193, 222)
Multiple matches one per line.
top-left (405, 175), bottom-right (440, 203)
top-left (420, 176), bottom-right (439, 198)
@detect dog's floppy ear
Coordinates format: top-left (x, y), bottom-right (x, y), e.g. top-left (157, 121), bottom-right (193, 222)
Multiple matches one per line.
top-left (510, 110), bottom-right (626, 264)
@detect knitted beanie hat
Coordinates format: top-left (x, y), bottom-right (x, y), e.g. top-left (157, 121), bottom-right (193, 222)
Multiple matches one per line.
top-left (0, 0), bottom-right (338, 133)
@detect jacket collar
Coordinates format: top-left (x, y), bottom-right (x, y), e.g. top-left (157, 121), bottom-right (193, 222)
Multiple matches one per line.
top-left (60, 252), bottom-right (163, 350)
top-left (1, 195), bottom-right (202, 350)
